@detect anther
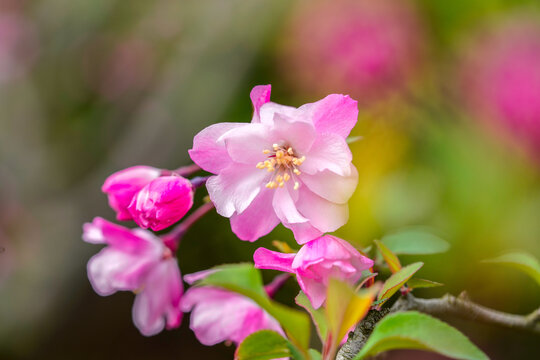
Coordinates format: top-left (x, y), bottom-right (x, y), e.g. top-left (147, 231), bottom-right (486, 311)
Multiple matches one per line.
top-left (293, 169), bottom-right (301, 176)
top-left (283, 173), bottom-right (290, 181)
top-left (294, 181), bottom-right (300, 190)
top-left (262, 149), bottom-right (271, 154)
top-left (287, 147), bottom-right (294, 155)
top-left (273, 143), bottom-right (279, 150)
top-left (256, 162), bottom-right (265, 169)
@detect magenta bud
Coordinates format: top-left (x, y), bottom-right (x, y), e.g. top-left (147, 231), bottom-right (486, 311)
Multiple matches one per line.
top-left (101, 166), bottom-right (161, 221)
top-left (128, 175), bottom-right (194, 231)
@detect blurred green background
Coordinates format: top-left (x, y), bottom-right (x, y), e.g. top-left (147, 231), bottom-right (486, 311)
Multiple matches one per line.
top-left (1, 0), bottom-right (539, 359)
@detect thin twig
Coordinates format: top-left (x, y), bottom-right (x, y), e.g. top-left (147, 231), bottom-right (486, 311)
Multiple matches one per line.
top-left (337, 293), bottom-right (540, 360)
top-left (162, 201), bottom-right (215, 251)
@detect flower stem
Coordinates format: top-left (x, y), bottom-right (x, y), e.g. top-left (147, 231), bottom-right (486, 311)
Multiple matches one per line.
top-left (162, 201), bottom-right (215, 252)
top-left (265, 274), bottom-right (291, 298)
top-left (162, 164), bottom-right (201, 177)
top-left (190, 176), bottom-right (209, 189)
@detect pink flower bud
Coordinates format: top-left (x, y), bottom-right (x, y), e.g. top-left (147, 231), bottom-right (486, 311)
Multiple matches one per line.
top-left (128, 176), bottom-right (194, 231)
top-left (102, 166), bottom-right (161, 221)
top-left (254, 235), bottom-right (374, 309)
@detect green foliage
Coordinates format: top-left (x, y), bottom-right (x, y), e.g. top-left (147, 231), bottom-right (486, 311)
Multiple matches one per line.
top-left (353, 311), bottom-right (489, 360)
top-left (381, 228), bottom-right (450, 255)
top-left (235, 330), bottom-right (291, 360)
top-left (325, 279), bottom-right (378, 360)
top-left (483, 251), bottom-right (540, 286)
top-left (199, 263), bottom-right (311, 350)
top-left (374, 239), bottom-right (402, 273)
top-left (407, 278), bottom-right (444, 289)
top-left (376, 262), bottom-right (423, 308)
top-left (295, 291), bottom-right (328, 342)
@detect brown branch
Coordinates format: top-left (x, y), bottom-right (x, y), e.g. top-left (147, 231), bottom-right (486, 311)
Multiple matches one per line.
top-left (336, 292), bottom-right (540, 360)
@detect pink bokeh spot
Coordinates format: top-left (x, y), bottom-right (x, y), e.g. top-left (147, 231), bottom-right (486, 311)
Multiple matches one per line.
top-left (189, 85), bottom-right (359, 244)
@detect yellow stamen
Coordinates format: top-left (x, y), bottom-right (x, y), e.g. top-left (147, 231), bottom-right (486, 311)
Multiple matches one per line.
top-left (273, 143), bottom-right (279, 150)
top-left (276, 175), bottom-right (283, 183)
top-left (283, 173), bottom-right (290, 181)
top-left (266, 181), bottom-right (276, 188)
top-left (294, 181), bottom-right (300, 190)
top-left (278, 182), bottom-right (285, 188)
top-left (263, 149), bottom-right (271, 154)
top-left (256, 162), bottom-right (265, 169)
top-left (293, 169), bottom-right (301, 176)
top-left (287, 147), bottom-right (294, 155)
top-left (276, 150), bottom-right (284, 158)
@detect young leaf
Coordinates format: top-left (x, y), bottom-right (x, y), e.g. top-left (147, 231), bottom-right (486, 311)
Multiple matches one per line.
top-left (308, 349), bottom-right (322, 360)
top-left (374, 239), bottom-right (402, 273)
top-left (235, 330), bottom-right (291, 360)
top-left (199, 263), bottom-right (311, 350)
top-left (272, 240), bottom-right (297, 253)
top-left (295, 291), bottom-right (328, 342)
top-left (482, 251), bottom-right (540, 286)
top-left (377, 262), bottom-right (423, 308)
top-left (324, 279), bottom-right (379, 360)
top-left (382, 228), bottom-right (449, 255)
top-left (407, 278), bottom-right (444, 290)
top-left (353, 311), bottom-right (489, 360)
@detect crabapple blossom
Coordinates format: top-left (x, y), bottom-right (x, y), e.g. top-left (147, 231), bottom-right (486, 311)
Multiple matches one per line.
top-left (128, 175), bottom-right (194, 231)
top-left (83, 217), bottom-right (182, 336)
top-left (102, 166), bottom-right (161, 221)
top-left (180, 270), bottom-right (284, 346)
top-left (254, 235), bottom-right (374, 309)
top-left (189, 85), bottom-right (359, 243)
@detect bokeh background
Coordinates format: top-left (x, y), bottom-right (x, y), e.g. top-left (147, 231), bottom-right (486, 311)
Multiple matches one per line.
top-left (1, 0), bottom-right (540, 359)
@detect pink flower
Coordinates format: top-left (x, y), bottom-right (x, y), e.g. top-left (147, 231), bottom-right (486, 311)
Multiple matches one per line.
top-left (83, 217), bottom-right (183, 336)
top-left (128, 175), bottom-right (194, 231)
top-left (280, 0), bottom-right (425, 104)
top-left (189, 85), bottom-right (359, 243)
top-left (180, 270), bottom-right (284, 346)
top-left (461, 16), bottom-right (540, 161)
top-left (254, 235), bottom-right (374, 309)
top-left (102, 166), bottom-right (161, 221)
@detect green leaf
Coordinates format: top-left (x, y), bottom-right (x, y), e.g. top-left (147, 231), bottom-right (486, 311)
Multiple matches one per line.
top-left (353, 311), bottom-right (489, 360)
top-left (407, 278), bottom-right (444, 290)
top-left (235, 330), bottom-right (290, 360)
top-left (382, 228), bottom-right (450, 255)
top-left (199, 263), bottom-right (311, 350)
top-left (374, 239), bottom-right (402, 273)
top-left (377, 262), bottom-right (423, 308)
top-left (325, 279), bottom-right (379, 360)
top-left (308, 349), bottom-right (322, 360)
top-left (483, 251), bottom-right (540, 286)
top-left (295, 291), bottom-right (328, 342)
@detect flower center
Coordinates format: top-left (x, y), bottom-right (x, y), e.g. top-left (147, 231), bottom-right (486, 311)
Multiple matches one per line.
top-left (256, 143), bottom-right (305, 190)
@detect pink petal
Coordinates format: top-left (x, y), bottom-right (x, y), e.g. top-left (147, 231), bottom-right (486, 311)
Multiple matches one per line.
top-left (220, 123), bottom-right (273, 165)
top-left (132, 259), bottom-right (183, 336)
top-left (272, 187), bottom-right (308, 224)
top-left (296, 274), bottom-right (328, 309)
top-left (250, 85), bottom-right (272, 123)
top-left (230, 188), bottom-right (280, 242)
top-left (270, 113), bottom-right (317, 155)
top-left (253, 247), bottom-right (295, 273)
top-left (87, 247), bottom-right (159, 296)
top-left (300, 133), bottom-right (353, 176)
top-left (298, 94), bottom-right (358, 138)
top-left (189, 122), bottom-right (247, 174)
top-left (300, 164), bottom-right (358, 204)
top-left (258, 102), bottom-right (299, 126)
top-left (286, 221), bottom-right (324, 245)
top-left (183, 269), bottom-right (218, 285)
top-left (206, 164), bottom-right (267, 217)
top-left (295, 187), bottom-right (349, 234)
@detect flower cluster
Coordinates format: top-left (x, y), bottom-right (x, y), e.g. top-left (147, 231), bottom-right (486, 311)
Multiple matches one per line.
top-left (83, 85), bottom-right (373, 355)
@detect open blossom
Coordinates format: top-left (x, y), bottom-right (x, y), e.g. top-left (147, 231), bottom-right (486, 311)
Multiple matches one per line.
top-left (128, 175), bottom-right (194, 231)
top-left (189, 85), bottom-right (359, 243)
top-left (180, 270), bottom-right (284, 346)
top-left (83, 217), bottom-right (182, 336)
top-left (254, 235), bottom-right (373, 309)
top-left (102, 166), bottom-right (161, 221)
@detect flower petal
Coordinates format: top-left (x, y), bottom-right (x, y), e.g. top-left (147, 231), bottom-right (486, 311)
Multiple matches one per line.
top-left (300, 133), bottom-right (353, 176)
top-left (189, 123), bottom-right (247, 174)
top-left (250, 85), bottom-right (272, 123)
top-left (253, 247), bottom-right (295, 273)
top-left (220, 123), bottom-right (273, 165)
top-left (295, 187), bottom-right (349, 234)
top-left (300, 164), bottom-right (358, 204)
top-left (206, 164), bottom-right (266, 217)
top-left (272, 187), bottom-right (308, 224)
top-left (296, 274), bottom-right (327, 309)
top-left (230, 188), bottom-right (280, 242)
top-left (132, 259), bottom-right (183, 336)
top-left (286, 221), bottom-right (324, 244)
top-left (298, 94), bottom-right (358, 138)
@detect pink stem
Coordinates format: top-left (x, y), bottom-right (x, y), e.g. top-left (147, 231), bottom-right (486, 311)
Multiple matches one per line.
top-left (162, 201), bottom-right (215, 252)
top-left (162, 164), bottom-right (201, 177)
